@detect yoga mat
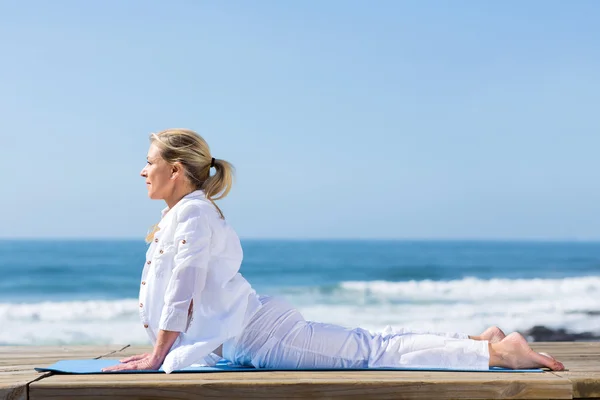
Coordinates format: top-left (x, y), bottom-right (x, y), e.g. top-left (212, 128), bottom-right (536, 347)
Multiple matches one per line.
top-left (35, 359), bottom-right (543, 374)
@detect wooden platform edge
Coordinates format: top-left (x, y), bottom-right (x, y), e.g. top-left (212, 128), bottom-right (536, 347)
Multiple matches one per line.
top-left (0, 345), bottom-right (132, 400)
top-left (9, 343), bottom-right (600, 400)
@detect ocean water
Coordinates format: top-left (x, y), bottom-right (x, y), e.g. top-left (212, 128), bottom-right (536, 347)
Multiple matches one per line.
top-left (1, 239), bottom-right (599, 345)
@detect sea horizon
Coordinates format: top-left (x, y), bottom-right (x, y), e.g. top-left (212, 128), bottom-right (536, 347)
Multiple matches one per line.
top-left (2, 237), bottom-right (600, 243)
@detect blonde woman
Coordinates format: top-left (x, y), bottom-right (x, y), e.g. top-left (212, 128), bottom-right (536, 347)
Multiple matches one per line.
top-left (102, 129), bottom-right (564, 373)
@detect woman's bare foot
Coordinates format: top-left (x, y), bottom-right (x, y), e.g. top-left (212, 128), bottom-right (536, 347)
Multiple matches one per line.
top-left (478, 326), bottom-right (506, 343)
top-left (489, 332), bottom-right (565, 371)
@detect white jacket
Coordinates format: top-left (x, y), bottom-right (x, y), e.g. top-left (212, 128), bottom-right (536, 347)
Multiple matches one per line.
top-left (139, 190), bottom-right (261, 373)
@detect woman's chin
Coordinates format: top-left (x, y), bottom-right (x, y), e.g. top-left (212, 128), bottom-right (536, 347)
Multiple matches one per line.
top-left (147, 187), bottom-right (165, 200)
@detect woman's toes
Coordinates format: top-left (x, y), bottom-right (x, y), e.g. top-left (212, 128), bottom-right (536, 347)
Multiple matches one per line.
top-left (539, 352), bottom-right (557, 362)
top-left (539, 352), bottom-right (565, 371)
top-left (530, 350), bottom-right (560, 370)
top-left (552, 360), bottom-right (565, 371)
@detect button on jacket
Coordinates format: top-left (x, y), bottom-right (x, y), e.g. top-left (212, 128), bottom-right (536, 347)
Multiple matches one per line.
top-left (139, 190), bottom-right (262, 373)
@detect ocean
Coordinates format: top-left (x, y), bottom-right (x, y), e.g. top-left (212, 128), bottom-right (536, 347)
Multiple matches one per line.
top-left (1, 239), bottom-right (599, 346)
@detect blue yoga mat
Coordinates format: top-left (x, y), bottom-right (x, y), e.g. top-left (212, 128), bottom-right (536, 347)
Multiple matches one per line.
top-left (35, 359), bottom-right (543, 374)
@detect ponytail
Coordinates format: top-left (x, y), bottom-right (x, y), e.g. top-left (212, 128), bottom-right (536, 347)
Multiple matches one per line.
top-left (201, 158), bottom-right (235, 219)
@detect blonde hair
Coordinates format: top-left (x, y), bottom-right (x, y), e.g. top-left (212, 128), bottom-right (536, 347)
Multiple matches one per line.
top-left (150, 128), bottom-right (234, 219)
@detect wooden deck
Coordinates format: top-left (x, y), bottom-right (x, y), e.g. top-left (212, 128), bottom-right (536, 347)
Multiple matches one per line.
top-left (1, 342), bottom-right (598, 399)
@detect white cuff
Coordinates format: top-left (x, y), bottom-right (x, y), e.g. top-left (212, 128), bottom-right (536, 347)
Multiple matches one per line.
top-left (159, 305), bottom-right (189, 332)
top-left (162, 349), bottom-right (221, 373)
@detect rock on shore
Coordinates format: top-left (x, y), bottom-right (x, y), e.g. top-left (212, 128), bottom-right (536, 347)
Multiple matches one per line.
top-left (525, 325), bottom-right (600, 342)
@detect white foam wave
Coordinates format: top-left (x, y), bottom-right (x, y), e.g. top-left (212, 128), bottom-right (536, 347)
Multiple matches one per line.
top-left (2, 276), bottom-right (599, 345)
top-left (339, 276), bottom-right (600, 302)
top-left (281, 276), bottom-right (600, 337)
top-left (0, 299), bottom-right (148, 345)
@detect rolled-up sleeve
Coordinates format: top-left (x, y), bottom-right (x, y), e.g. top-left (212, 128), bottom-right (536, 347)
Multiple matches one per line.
top-left (159, 206), bottom-right (211, 332)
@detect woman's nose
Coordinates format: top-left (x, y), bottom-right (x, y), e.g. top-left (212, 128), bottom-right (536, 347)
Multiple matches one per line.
top-left (140, 167), bottom-right (147, 177)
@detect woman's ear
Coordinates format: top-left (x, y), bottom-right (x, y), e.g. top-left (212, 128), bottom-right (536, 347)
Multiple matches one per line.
top-left (171, 162), bottom-right (183, 180)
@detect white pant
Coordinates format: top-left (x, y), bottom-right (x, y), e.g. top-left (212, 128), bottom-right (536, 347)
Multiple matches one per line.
top-left (223, 296), bottom-right (490, 370)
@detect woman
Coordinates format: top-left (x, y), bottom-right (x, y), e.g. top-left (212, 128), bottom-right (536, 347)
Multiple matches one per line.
top-left (103, 129), bottom-right (564, 373)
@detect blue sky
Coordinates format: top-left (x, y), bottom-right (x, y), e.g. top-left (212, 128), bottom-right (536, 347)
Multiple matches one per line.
top-left (1, 0), bottom-right (599, 240)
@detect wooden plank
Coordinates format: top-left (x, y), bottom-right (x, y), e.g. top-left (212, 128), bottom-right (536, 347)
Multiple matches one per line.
top-left (0, 346), bottom-right (122, 371)
top-left (532, 342), bottom-right (600, 399)
top-left (12, 342), bottom-right (599, 399)
top-left (28, 344), bottom-right (572, 400)
top-left (29, 371), bottom-right (572, 400)
top-left (0, 370), bottom-right (33, 400)
top-left (0, 346), bottom-right (125, 400)
top-left (556, 370), bottom-right (600, 399)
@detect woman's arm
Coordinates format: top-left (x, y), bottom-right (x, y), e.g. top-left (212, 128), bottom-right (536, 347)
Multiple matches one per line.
top-left (152, 329), bottom-right (181, 364)
top-left (103, 206), bottom-right (212, 372)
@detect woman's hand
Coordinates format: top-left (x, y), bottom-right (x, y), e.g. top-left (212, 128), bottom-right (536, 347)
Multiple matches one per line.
top-left (101, 329), bottom-right (180, 372)
top-left (101, 353), bottom-right (163, 372)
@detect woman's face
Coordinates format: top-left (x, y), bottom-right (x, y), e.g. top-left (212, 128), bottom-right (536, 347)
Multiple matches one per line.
top-left (140, 144), bottom-right (174, 200)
